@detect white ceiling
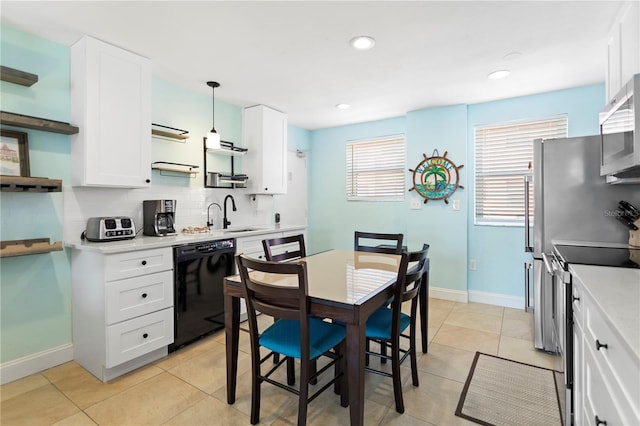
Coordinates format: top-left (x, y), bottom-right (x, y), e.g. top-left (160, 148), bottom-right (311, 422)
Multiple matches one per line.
top-left (1, 1), bottom-right (625, 130)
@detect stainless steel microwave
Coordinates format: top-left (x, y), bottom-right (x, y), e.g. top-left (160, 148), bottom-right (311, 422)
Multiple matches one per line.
top-left (599, 73), bottom-right (640, 179)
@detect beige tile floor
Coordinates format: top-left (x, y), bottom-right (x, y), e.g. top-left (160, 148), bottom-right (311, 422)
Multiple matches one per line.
top-left (1, 300), bottom-right (559, 425)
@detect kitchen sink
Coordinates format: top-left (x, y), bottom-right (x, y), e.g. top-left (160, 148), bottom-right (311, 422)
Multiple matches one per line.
top-left (222, 226), bottom-right (271, 234)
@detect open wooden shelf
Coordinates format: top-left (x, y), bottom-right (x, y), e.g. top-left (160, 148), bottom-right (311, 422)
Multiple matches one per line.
top-left (206, 146), bottom-right (247, 156)
top-left (151, 162), bottom-right (199, 176)
top-left (152, 123), bottom-right (189, 141)
top-left (0, 176), bottom-right (62, 192)
top-left (0, 66), bottom-right (38, 87)
top-left (1, 111), bottom-right (79, 135)
top-left (0, 238), bottom-right (63, 258)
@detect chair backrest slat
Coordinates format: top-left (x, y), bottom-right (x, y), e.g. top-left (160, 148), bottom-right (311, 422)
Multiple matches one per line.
top-left (354, 231), bottom-right (404, 254)
top-left (263, 234), bottom-right (307, 263)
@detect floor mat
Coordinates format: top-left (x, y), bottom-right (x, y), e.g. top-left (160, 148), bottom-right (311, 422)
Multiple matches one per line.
top-left (455, 352), bottom-right (563, 426)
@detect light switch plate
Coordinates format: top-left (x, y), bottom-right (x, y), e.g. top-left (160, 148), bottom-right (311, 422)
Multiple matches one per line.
top-left (452, 199), bottom-right (461, 210)
top-left (410, 198), bottom-right (422, 209)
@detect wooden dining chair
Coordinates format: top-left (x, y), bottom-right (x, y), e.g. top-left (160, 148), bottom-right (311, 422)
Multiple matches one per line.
top-left (262, 233), bottom-right (307, 375)
top-left (364, 245), bottom-right (429, 414)
top-left (262, 234), bottom-right (306, 262)
top-left (354, 231), bottom-right (404, 364)
top-left (236, 254), bottom-right (348, 425)
top-left (354, 231), bottom-right (404, 254)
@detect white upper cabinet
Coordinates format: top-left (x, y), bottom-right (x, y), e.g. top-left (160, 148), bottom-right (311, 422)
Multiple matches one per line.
top-left (606, 2), bottom-right (640, 103)
top-left (70, 36), bottom-right (152, 188)
top-left (242, 105), bottom-right (287, 194)
top-left (620, 2), bottom-right (640, 88)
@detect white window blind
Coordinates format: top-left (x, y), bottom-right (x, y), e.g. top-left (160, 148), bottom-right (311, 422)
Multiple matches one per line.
top-left (346, 136), bottom-right (405, 201)
top-left (475, 117), bottom-right (568, 225)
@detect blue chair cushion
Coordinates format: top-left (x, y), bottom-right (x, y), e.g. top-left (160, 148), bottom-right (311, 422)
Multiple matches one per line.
top-left (260, 317), bottom-right (346, 360)
top-left (365, 306), bottom-right (411, 340)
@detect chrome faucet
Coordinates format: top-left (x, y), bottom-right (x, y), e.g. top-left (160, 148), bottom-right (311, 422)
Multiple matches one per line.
top-left (206, 202), bottom-right (222, 228)
top-left (223, 195), bottom-right (236, 229)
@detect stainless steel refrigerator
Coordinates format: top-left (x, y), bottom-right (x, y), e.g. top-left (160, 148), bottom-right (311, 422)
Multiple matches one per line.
top-left (524, 135), bottom-right (639, 352)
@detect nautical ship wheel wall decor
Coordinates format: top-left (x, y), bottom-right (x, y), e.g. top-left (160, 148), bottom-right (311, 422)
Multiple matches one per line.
top-left (409, 149), bottom-right (464, 204)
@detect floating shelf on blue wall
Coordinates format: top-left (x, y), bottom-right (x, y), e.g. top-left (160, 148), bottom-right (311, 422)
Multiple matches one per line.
top-left (0, 65), bottom-right (38, 87)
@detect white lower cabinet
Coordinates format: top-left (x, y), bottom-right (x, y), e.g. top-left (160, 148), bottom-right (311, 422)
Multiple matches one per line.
top-left (106, 308), bottom-right (173, 368)
top-left (572, 275), bottom-right (640, 425)
top-left (72, 247), bottom-right (174, 382)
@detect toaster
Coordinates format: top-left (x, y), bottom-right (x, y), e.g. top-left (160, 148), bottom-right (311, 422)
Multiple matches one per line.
top-left (84, 217), bottom-right (137, 242)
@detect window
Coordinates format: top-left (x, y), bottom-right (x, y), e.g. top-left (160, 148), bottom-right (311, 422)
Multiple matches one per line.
top-left (346, 135), bottom-right (405, 201)
top-left (475, 117), bottom-right (568, 225)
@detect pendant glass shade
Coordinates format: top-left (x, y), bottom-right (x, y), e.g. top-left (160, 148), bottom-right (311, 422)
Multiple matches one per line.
top-left (206, 131), bottom-right (221, 149)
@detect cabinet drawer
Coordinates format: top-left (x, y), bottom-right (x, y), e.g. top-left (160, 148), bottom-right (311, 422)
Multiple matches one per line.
top-left (584, 343), bottom-right (639, 425)
top-left (106, 308), bottom-right (173, 367)
top-left (105, 247), bottom-right (173, 281)
top-left (105, 270), bottom-right (173, 324)
top-left (584, 299), bottom-right (639, 412)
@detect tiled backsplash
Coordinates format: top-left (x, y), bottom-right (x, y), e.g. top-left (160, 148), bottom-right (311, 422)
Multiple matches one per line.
top-left (63, 185), bottom-right (273, 242)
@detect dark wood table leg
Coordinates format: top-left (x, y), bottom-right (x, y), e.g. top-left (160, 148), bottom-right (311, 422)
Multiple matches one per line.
top-left (225, 293), bottom-right (240, 404)
top-left (420, 259), bottom-right (430, 353)
top-left (346, 321), bottom-right (365, 426)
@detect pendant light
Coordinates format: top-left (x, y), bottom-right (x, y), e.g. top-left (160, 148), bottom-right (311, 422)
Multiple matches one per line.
top-left (205, 81), bottom-right (221, 150)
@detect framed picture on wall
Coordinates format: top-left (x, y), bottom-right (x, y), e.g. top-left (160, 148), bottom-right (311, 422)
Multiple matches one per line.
top-left (0, 129), bottom-right (30, 177)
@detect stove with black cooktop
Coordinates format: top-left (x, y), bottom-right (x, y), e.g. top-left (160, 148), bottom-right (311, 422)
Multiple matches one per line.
top-left (553, 244), bottom-right (640, 269)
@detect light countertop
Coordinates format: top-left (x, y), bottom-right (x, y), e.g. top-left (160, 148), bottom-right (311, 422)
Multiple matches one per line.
top-left (569, 264), bottom-right (640, 362)
top-left (65, 225), bottom-right (306, 254)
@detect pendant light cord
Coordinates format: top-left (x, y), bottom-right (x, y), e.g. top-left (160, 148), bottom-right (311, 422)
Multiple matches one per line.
top-left (207, 81), bottom-right (220, 133)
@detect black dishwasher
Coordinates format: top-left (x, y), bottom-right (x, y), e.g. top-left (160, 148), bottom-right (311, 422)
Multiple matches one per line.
top-left (170, 238), bottom-right (235, 352)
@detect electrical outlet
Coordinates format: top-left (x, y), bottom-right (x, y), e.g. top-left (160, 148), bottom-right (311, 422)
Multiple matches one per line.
top-left (452, 199), bottom-right (461, 210)
top-left (410, 198), bottom-right (422, 209)
top-left (469, 259), bottom-right (477, 270)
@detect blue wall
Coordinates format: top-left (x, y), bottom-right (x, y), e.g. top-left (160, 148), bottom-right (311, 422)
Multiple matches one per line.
top-left (1, 26), bottom-right (73, 362)
top-left (306, 85), bottom-right (605, 300)
top-left (466, 85), bottom-right (604, 297)
top-left (308, 117), bottom-right (406, 251)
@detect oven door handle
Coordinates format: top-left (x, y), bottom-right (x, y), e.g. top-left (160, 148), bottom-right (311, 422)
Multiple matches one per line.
top-left (542, 252), bottom-right (554, 275)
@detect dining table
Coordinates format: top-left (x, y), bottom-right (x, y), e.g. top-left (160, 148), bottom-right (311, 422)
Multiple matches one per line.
top-left (223, 249), bottom-right (430, 426)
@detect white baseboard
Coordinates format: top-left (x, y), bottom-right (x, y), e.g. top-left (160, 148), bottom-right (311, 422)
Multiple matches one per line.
top-left (429, 287), bottom-right (525, 310)
top-left (429, 286), bottom-right (468, 303)
top-left (468, 289), bottom-right (525, 309)
top-left (0, 344), bottom-right (73, 385)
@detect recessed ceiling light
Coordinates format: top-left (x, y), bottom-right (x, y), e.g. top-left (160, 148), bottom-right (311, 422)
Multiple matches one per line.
top-left (336, 103), bottom-right (351, 110)
top-left (503, 52), bottom-right (522, 61)
top-left (488, 69), bottom-right (511, 80)
top-left (350, 36), bottom-right (375, 50)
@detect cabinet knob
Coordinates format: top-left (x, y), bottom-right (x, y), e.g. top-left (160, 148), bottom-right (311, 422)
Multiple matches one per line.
top-left (595, 339), bottom-right (608, 351)
top-left (141, 293), bottom-right (148, 298)
top-left (141, 260), bottom-right (147, 266)
top-left (572, 296), bottom-right (580, 302)
top-left (264, 187), bottom-right (268, 191)
top-left (595, 415), bottom-right (607, 426)
top-left (143, 333), bottom-right (148, 339)
top-left (145, 179), bottom-right (151, 183)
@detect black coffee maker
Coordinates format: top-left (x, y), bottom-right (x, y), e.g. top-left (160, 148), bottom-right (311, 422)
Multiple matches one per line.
top-left (143, 200), bottom-right (176, 236)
